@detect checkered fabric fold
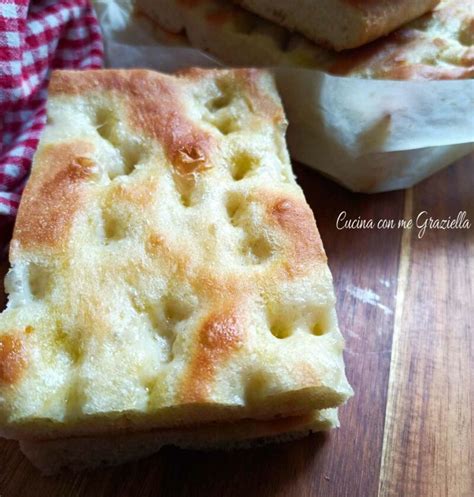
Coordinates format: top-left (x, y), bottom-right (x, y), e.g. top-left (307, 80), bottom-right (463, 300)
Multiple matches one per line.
top-left (0, 0), bottom-right (103, 227)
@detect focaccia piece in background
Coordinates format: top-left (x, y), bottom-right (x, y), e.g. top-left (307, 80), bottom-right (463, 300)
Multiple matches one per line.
top-left (135, 0), bottom-right (474, 80)
top-left (234, 0), bottom-right (440, 50)
top-left (0, 68), bottom-right (352, 442)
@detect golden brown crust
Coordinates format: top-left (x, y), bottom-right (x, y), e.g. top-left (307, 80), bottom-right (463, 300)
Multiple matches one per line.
top-left (181, 307), bottom-right (245, 402)
top-left (50, 70), bottom-right (216, 176)
top-left (0, 69), bottom-right (352, 440)
top-left (13, 141), bottom-right (95, 251)
top-left (269, 197), bottom-right (326, 275)
top-left (0, 334), bottom-right (27, 385)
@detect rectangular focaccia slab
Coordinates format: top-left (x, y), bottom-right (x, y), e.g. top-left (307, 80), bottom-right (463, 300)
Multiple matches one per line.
top-left (0, 68), bottom-right (352, 440)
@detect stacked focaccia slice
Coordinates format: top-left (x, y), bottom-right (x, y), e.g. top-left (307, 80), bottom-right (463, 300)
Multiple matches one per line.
top-left (135, 0), bottom-right (474, 80)
top-left (0, 68), bottom-right (352, 473)
top-left (233, 0), bottom-right (441, 50)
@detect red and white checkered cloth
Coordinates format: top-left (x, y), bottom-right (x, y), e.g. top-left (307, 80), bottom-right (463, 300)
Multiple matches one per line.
top-left (0, 0), bottom-right (103, 229)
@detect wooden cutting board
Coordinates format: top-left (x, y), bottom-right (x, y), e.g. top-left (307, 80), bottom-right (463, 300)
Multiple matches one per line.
top-left (0, 155), bottom-right (472, 497)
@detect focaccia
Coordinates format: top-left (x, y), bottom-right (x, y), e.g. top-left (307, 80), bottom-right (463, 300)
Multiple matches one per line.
top-left (0, 69), bottom-right (352, 446)
top-left (21, 409), bottom-right (338, 473)
top-left (137, 0), bottom-right (440, 51)
top-left (136, 0), bottom-right (474, 80)
top-left (234, 0), bottom-right (440, 50)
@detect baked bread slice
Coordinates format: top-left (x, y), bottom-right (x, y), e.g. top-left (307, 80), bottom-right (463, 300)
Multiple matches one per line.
top-left (234, 0), bottom-right (440, 50)
top-left (136, 0), bottom-right (439, 51)
top-left (136, 0), bottom-right (474, 80)
top-left (21, 409), bottom-right (338, 473)
top-left (0, 68), bottom-right (352, 446)
top-left (135, 0), bottom-right (332, 68)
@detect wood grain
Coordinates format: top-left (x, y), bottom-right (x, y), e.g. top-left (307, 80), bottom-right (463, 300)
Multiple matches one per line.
top-left (292, 164), bottom-right (405, 497)
top-left (0, 156), bottom-right (472, 497)
top-left (379, 156), bottom-right (474, 497)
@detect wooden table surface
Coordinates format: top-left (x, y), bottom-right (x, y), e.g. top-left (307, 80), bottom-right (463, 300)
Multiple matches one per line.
top-left (0, 155), bottom-right (472, 497)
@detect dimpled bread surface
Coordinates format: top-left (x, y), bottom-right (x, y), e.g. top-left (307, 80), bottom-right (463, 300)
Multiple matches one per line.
top-left (0, 68), bottom-right (352, 441)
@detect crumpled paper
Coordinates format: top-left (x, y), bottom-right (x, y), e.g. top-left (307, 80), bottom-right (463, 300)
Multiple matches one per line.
top-left (92, 0), bottom-right (474, 192)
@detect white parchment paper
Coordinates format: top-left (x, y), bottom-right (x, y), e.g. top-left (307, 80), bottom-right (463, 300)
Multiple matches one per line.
top-left (92, 0), bottom-right (474, 192)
